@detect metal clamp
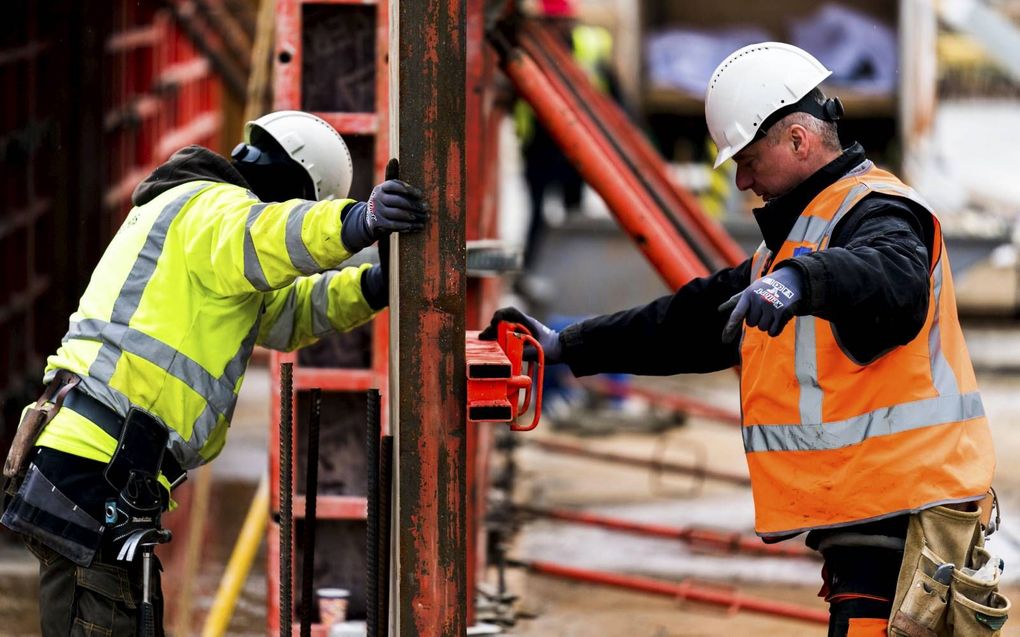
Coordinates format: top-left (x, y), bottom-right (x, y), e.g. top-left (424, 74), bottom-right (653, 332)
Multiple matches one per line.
top-left (466, 321), bottom-right (545, 431)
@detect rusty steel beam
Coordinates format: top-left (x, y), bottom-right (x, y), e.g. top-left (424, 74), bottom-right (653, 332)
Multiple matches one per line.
top-left (391, 0), bottom-right (468, 635)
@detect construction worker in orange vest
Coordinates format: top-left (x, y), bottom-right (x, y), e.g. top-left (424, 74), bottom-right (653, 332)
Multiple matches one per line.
top-left (484, 43), bottom-right (1006, 636)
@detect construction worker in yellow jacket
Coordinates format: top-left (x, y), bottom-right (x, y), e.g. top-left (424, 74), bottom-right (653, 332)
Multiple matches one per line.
top-left (486, 44), bottom-right (1007, 636)
top-left (0, 110), bottom-right (428, 636)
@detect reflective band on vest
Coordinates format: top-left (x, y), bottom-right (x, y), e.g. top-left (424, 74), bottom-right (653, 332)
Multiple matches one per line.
top-left (740, 163), bottom-right (994, 536)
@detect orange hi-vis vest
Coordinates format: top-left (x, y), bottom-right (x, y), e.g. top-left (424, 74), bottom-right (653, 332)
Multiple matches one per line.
top-left (740, 161), bottom-right (995, 538)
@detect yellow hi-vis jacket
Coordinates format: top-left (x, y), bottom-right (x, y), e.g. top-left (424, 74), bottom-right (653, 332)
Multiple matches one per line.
top-left (37, 175), bottom-right (377, 475)
top-left (740, 162), bottom-right (995, 537)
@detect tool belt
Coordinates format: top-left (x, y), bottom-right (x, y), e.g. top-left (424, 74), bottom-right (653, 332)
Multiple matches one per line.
top-left (889, 497), bottom-right (1010, 637)
top-left (1, 373), bottom-right (183, 567)
top-left (2, 371), bottom-right (186, 489)
top-left (62, 388), bottom-right (187, 489)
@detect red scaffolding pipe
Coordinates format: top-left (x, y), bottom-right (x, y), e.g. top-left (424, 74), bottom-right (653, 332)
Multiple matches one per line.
top-left (493, 31), bottom-right (708, 289)
top-left (528, 437), bottom-right (751, 487)
top-left (580, 377), bottom-right (742, 428)
top-left (521, 21), bottom-right (747, 269)
top-left (518, 559), bottom-right (830, 625)
top-left (518, 505), bottom-right (817, 559)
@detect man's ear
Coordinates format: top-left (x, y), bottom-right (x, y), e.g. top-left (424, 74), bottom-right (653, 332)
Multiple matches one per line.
top-left (789, 124), bottom-right (809, 156)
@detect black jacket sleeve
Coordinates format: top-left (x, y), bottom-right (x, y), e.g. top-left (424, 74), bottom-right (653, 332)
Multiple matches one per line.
top-left (560, 259), bottom-right (751, 376)
top-left (778, 194), bottom-right (934, 364)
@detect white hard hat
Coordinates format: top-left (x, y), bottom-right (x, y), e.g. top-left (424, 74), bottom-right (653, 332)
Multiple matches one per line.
top-left (245, 110), bottom-right (353, 200)
top-left (705, 42), bottom-right (832, 168)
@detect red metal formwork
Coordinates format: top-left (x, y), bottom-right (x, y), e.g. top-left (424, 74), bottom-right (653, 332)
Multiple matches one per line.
top-left (267, 0), bottom-right (507, 632)
top-left (0, 4), bottom-right (52, 416)
top-left (103, 3), bottom-right (222, 220)
top-left (267, 1), bottom-right (393, 634)
top-left (0, 1), bottom-right (223, 455)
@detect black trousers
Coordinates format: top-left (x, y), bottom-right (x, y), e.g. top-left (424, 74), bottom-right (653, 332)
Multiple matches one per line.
top-left (823, 545), bottom-right (904, 636)
top-left (25, 536), bottom-right (164, 637)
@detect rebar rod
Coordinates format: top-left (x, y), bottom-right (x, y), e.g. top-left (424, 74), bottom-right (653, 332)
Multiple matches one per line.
top-left (279, 362), bottom-right (293, 636)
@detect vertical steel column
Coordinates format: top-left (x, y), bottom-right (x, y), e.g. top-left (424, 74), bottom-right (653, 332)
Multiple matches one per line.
top-left (391, 0), bottom-right (467, 634)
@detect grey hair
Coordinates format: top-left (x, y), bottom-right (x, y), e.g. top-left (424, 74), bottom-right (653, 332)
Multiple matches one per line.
top-left (765, 90), bottom-right (842, 152)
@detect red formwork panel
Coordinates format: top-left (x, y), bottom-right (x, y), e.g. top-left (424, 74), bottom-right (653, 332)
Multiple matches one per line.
top-left (266, 0), bottom-right (507, 632)
top-left (0, 1), bottom-right (228, 546)
top-left (268, 1), bottom-right (392, 633)
top-left (103, 3), bottom-right (223, 221)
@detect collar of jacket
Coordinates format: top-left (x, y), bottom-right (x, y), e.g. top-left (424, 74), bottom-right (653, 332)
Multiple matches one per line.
top-left (131, 145), bottom-right (252, 207)
top-left (752, 142), bottom-right (867, 252)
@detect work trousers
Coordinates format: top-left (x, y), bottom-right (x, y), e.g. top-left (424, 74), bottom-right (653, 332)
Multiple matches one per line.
top-left (823, 545), bottom-right (904, 637)
top-left (25, 536), bottom-right (164, 637)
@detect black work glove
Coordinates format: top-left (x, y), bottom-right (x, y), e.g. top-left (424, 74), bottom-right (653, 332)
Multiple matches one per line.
top-left (719, 267), bottom-right (804, 342)
top-left (479, 307), bottom-right (563, 363)
top-left (360, 159), bottom-right (401, 310)
top-left (340, 168), bottom-right (429, 253)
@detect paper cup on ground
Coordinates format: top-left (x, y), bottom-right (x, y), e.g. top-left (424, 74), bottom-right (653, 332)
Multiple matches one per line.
top-left (317, 588), bottom-right (350, 626)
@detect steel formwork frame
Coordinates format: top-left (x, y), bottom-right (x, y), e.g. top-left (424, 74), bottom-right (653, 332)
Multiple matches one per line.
top-left (267, 1), bottom-right (507, 633)
top-left (266, 1), bottom-right (392, 635)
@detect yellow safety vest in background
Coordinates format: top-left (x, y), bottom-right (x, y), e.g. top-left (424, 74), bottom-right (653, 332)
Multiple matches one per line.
top-left (37, 180), bottom-right (377, 473)
top-left (514, 24), bottom-right (614, 146)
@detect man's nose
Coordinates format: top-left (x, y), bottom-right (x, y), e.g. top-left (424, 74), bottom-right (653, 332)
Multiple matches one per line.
top-left (734, 167), bottom-right (753, 191)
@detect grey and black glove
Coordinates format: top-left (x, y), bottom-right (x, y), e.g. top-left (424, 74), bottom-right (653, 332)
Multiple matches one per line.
top-left (719, 266), bottom-right (804, 342)
top-left (359, 159), bottom-right (401, 310)
top-left (479, 306), bottom-right (563, 363)
top-left (341, 178), bottom-right (429, 253)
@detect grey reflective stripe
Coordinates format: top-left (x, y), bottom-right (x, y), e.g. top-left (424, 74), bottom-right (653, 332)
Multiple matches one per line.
top-left (224, 316), bottom-right (261, 392)
top-left (285, 201), bottom-right (321, 275)
top-left (743, 391), bottom-right (985, 453)
top-left (311, 270), bottom-right (338, 336)
top-left (750, 242), bottom-right (769, 278)
top-left (243, 203), bottom-right (272, 291)
top-left (845, 159), bottom-right (873, 178)
top-left (818, 183), bottom-right (872, 249)
top-left (928, 259), bottom-right (960, 396)
top-left (73, 319), bottom-right (234, 416)
top-left (786, 215), bottom-right (830, 245)
top-left (89, 186), bottom-right (205, 385)
top-left (261, 286), bottom-right (299, 350)
top-left (869, 183), bottom-right (934, 212)
top-left (795, 316), bottom-right (823, 424)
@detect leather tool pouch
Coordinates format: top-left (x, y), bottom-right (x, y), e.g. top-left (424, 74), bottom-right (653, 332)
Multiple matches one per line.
top-left (947, 546), bottom-right (1010, 636)
top-left (889, 501), bottom-right (1010, 636)
top-left (2, 371), bottom-right (80, 480)
top-left (0, 463), bottom-right (103, 567)
top-left (3, 406), bottom-right (50, 480)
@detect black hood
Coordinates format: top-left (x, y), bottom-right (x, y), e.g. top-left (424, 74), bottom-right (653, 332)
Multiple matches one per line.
top-left (131, 145), bottom-right (251, 207)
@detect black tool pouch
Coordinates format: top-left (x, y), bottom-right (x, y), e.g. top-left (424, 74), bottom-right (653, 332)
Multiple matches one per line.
top-left (0, 463), bottom-right (104, 567)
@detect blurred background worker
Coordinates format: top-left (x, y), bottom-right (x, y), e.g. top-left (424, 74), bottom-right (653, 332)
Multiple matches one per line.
top-left (513, 0), bottom-right (621, 293)
top-left (486, 42), bottom-right (1002, 636)
top-left (0, 110), bottom-right (428, 637)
